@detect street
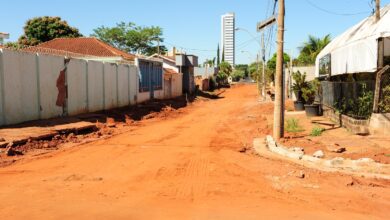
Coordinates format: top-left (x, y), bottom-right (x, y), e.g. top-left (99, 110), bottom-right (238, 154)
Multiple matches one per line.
top-left (0, 84), bottom-right (389, 219)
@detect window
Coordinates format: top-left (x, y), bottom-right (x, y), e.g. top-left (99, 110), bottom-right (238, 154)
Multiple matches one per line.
top-left (319, 54), bottom-right (331, 76)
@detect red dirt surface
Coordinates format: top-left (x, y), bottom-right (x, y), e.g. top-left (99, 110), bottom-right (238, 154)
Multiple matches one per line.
top-left (0, 84), bottom-right (389, 219)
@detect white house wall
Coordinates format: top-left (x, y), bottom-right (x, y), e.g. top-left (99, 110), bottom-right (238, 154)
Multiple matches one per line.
top-left (87, 61), bottom-right (105, 112)
top-left (1, 50), bottom-right (39, 125)
top-left (129, 65), bottom-right (138, 104)
top-left (103, 63), bottom-right (118, 110)
top-left (0, 49), bottom-right (181, 126)
top-left (67, 59), bottom-right (88, 116)
top-left (38, 54), bottom-right (65, 120)
top-left (117, 64), bottom-right (130, 107)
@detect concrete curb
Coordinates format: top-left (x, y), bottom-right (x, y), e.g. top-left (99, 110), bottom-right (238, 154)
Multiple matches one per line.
top-left (253, 136), bottom-right (390, 180)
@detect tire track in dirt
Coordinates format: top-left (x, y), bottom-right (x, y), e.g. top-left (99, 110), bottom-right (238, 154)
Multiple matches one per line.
top-left (174, 156), bottom-right (210, 201)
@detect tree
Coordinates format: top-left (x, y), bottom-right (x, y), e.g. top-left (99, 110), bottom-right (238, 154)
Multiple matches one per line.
top-left (203, 58), bottom-right (216, 67)
top-left (92, 22), bottom-right (167, 56)
top-left (216, 61), bottom-right (232, 84)
top-left (18, 16), bottom-right (82, 46)
top-left (231, 69), bottom-right (245, 82)
top-left (4, 42), bottom-right (22, 49)
top-left (235, 64), bottom-right (249, 77)
top-left (267, 52), bottom-right (291, 71)
top-left (217, 44), bottom-right (220, 66)
top-left (296, 34), bottom-right (331, 65)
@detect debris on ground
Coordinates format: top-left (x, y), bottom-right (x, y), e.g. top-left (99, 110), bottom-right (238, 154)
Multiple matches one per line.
top-left (313, 150), bottom-right (325, 158)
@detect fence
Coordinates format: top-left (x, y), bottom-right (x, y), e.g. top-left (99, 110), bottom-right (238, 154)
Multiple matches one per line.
top-left (321, 80), bottom-right (376, 119)
top-left (0, 49), bottom-right (139, 126)
top-left (377, 67), bottom-right (390, 113)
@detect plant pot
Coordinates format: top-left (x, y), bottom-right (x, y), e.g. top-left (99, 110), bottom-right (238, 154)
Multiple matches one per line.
top-left (294, 101), bottom-right (305, 111)
top-left (270, 94), bottom-right (275, 101)
top-left (304, 104), bottom-right (320, 117)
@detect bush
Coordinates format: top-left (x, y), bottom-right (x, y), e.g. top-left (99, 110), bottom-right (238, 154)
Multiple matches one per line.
top-left (208, 76), bottom-right (217, 91)
top-left (285, 118), bottom-right (304, 134)
top-left (231, 69), bottom-right (245, 82)
top-left (310, 126), bottom-right (325, 136)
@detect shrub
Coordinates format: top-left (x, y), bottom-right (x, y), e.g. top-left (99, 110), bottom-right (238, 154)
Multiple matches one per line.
top-left (310, 126), bottom-right (325, 136)
top-left (285, 118), bottom-right (304, 134)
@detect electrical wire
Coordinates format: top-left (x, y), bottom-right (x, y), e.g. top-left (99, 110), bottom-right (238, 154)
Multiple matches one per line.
top-left (305, 0), bottom-right (370, 16)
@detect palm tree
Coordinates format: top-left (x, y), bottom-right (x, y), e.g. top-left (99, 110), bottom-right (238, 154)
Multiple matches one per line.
top-left (297, 34), bottom-right (331, 65)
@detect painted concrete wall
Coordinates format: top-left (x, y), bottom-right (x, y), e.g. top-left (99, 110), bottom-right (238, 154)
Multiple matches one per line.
top-left (38, 54), bottom-right (65, 119)
top-left (67, 59), bottom-right (88, 116)
top-left (87, 61), bottom-right (104, 112)
top-left (117, 64), bottom-right (130, 107)
top-left (103, 62), bottom-right (118, 110)
top-left (1, 50), bottom-right (40, 125)
top-left (129, 65), bottom-right (138, 104)
top-left (0, 49), bottom-right (177, 126)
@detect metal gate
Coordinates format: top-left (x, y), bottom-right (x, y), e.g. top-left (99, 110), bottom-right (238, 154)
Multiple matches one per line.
top-left (138, 59), bottom-right (163, 99)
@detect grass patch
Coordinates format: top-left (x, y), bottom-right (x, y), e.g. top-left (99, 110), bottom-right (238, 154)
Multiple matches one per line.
top-left (285, 118), bottom-right (304, 134)
top-left (310, 126), bottom-right (325, 137)
top-left (385, 154), bottom-right (390, 157)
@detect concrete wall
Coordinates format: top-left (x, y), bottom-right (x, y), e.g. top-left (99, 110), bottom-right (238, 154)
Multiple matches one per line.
top-left (0, 49), bottom-right (141, 126)
top-left (285, 65), bottom-right (316, 100)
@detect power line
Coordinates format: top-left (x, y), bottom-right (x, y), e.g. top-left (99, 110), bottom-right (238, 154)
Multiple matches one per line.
top-left (305, 0), bottom-right (370, 16)
top-left (164, 41), bottom-right (216, 53)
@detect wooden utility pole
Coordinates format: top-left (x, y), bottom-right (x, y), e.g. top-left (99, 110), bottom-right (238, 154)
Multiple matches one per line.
top-left (273, 0), bottom-right (285, 140)
top-left (376, 0), bottom-right (381, 22)
top-left (261, 32), bottom-right (266, 101)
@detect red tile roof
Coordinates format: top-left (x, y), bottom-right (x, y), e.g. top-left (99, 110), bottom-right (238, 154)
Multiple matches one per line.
top-left (23, 37), bottom-right (135, 61)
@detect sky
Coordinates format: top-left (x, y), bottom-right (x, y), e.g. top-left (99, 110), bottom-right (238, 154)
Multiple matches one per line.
top-left (2, 0), bottom-right (390, 64)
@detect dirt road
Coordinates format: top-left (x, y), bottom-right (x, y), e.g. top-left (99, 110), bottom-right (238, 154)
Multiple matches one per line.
top-left (0, 84), bottom-right (389, 219)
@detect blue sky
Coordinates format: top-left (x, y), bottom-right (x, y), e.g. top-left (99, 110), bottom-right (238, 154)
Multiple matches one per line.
top-left (2, 0), bottom-right (390, 64)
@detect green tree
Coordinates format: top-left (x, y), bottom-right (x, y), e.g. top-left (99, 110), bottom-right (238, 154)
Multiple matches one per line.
top-left (203, 58), bottom-right (216, 67)
top-left (18, 16), bottom-right (82, 46)
top-left (217, 44), bottom-right (220, 66)
top-left (216, 61), bottom-right (232, 84)
top-left (92, 22), bottom-right (167, 55)
top-left (231, 69), bottom-right (245, 82)
top-left (4, 42), bottom-right (22, 49)
top-left (235, 64), bottom-right (249, 77)
top-left (267, 52), bottom-right (291, 71)
top-left (296, 34), bottom-right (331, 65)
top-left (266, 52), bottom-right (291, 82)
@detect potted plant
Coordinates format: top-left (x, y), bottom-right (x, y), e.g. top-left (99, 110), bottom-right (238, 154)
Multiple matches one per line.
top-left (302, 79), bottom-right (321, 117)
top-left (291, 71), bottom-right (308, 111)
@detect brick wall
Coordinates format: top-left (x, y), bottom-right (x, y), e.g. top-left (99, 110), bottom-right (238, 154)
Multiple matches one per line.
top-left (323, 106), bottom-right (370, 135)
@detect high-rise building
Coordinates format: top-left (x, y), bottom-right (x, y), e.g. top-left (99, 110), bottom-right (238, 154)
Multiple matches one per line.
top-left (221, 13), bottom-right (235, 66)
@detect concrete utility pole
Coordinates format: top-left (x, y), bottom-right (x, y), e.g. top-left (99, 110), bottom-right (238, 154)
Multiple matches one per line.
top-left (257, 15), bottom-right (276, 102)
top-left (261, 32), bottom-right (266, 101)
top-left (376, 0), bottom-right (381, 22)
top-left (273, 0), bottom-right (285, 140)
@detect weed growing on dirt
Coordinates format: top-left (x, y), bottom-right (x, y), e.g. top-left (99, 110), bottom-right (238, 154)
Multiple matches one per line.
top-left (285, 118), bottom-right (304, 134)
top-left (310, 126), bottom-right (325, 136)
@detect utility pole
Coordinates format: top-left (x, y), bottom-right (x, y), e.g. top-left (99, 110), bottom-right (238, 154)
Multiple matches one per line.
top-left (376, 0), bottom-right (381, 22)
top-left (257, 14), bottom-right (276, 101)
top-left (257, 53), bottom-right (261, 95)
top-left (261, 32), bottom-right (266, 101)
top-left (273, 0), bottom-right (285, 140)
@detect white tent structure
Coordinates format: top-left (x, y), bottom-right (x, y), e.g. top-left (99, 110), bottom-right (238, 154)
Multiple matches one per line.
top-left (315, 4), bottom-right (390, 77)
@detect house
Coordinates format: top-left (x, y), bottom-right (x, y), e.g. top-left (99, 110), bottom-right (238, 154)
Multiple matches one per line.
top-left (315, 4), bottom-right (390, 135)
top-left (176, 53), bottom-right (198, 94)
top-left (151, 52), bottom-right (198, 95)
top-left (149, 54), bottom-right (182, 99)
top-left (23, 37), bottom-right (136, 63)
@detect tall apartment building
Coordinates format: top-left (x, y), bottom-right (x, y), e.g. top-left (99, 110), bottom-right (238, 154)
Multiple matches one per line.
top-left (221, 13), bottom-right (235, 66)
